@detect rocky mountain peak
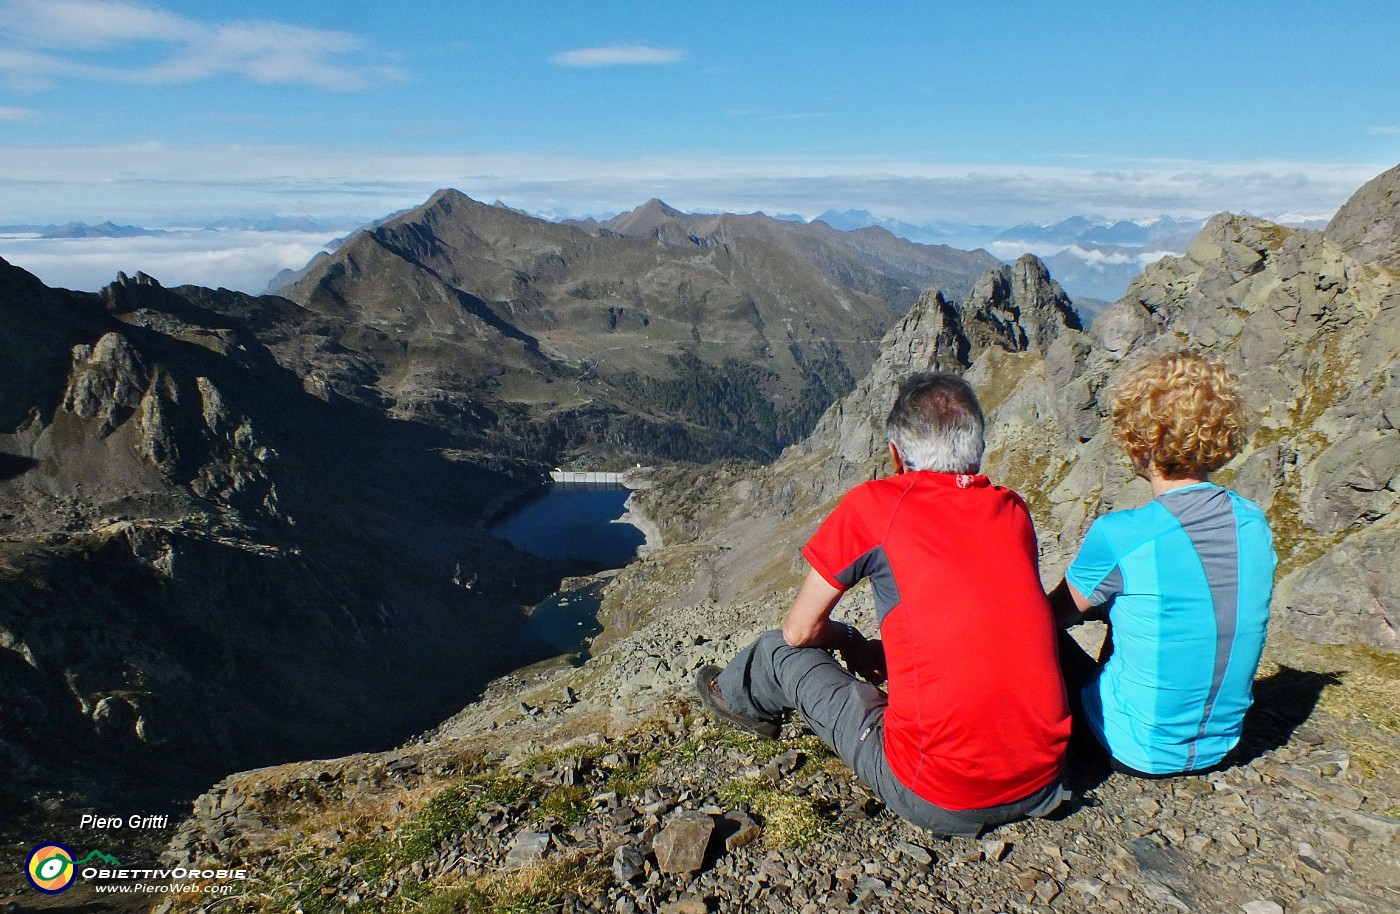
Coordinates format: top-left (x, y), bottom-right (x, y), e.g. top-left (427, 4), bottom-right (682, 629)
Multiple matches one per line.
top-left (62, 331), bottom-right (150, 432)
top-left (423, 187), bottom-right (477, 213)
top-left (601, 198), bottom-right (689, 237)
top-left (961, 254), bottom-right (1081, 354)
top-left (640, 197), bottom-right (683, 217)
top-left (1325, 161), bottom-right (1400, 273)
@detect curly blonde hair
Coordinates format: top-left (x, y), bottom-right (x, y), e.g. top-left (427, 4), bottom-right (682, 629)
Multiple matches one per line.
top-left (1110, 350), bottom-right (1248, 479)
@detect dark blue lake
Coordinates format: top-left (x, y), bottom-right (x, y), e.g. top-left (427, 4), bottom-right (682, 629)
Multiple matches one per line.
top-left (489, 484), bottom-right (646, 567)
top-left (491, 483), bottom-right (646, 664)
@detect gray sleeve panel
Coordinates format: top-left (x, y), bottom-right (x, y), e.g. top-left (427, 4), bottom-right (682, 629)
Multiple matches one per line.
top-left (1156, 486), bottom-right (1241, 770)
top-left (1089, 565), bottom-right (1124, 607)
top-left (835, 545), bottom-right (903, 625)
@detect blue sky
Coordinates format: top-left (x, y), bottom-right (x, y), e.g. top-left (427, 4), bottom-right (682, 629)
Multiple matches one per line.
top-left (1, 1), bottom-right (1398, 289)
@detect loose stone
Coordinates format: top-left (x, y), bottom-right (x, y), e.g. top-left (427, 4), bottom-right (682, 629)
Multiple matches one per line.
top-left (653, 811), bottom-right (716, 875)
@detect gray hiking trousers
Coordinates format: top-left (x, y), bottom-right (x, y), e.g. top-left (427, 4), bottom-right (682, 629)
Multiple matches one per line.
top-left (716, 630), bottom-right (1068, 836)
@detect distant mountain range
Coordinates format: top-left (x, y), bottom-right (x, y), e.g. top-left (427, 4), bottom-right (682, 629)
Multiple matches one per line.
top-left (1, 217), bottom-right (365, 237)
top-left (0, 221), bottom-right (168, 239)
top-left (10, 208), bottom-right (1335, 310)
top-left (784, 210), bottom-right (1331, 306)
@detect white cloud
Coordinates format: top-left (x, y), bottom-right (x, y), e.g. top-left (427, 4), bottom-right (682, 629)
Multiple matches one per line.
top-left (0, 105), bottom-right (34, 120)
top-left (987, 241), bottom-right (1176, 279)
top-left (0, 0), bottom-right (403, 90)
top-left (1, 0), bottom-right (189, 48)
top-left (1370, 125), bottom-right (1400, 135)
top-left (0, 229), bottom-right (340, 293)
top-left (550, 45), bottom-right (687, 68)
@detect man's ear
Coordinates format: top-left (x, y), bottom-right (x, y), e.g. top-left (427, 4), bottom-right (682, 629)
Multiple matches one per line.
top-left (888, 441), bottom-right (906, 474)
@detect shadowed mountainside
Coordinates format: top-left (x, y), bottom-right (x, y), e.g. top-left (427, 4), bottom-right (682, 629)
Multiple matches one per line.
top-left (0, 262), bottom-right (587, 825)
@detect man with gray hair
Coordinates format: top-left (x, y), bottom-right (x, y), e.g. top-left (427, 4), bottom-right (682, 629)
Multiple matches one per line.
top-left (697, 372), bottom-right (1071, 835)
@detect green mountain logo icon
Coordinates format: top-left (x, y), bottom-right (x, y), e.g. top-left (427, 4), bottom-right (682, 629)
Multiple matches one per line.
top-left (73, 850), bottom-right (121, 867)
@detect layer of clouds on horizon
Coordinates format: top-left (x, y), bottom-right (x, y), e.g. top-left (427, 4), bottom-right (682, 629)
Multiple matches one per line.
top-left (1, 142), bottom-right (1373, 225)
top-left (0, 229), bottom-right (341, 294)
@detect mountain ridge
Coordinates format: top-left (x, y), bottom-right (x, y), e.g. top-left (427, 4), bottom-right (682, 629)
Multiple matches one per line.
top-left (280, 188), bottom-right (1003, 464)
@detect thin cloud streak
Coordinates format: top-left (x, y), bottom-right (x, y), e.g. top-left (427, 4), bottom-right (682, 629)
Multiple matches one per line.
top-left (0, 105), bottom-right (35, 121)
top-left (551, 44), bottom-right (687, 67)
top-left (0, 0), bottom-right (403, 90)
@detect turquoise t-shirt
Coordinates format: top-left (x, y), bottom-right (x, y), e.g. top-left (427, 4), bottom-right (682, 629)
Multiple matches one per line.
top-left (1065, 483), bottom-right (1276, 774)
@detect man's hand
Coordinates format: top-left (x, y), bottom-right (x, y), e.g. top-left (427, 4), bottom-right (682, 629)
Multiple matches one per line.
top-left (840, 632), bottom-right (887, 686)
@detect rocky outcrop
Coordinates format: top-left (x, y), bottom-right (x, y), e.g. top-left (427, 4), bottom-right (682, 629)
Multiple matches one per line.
top-left (1326, 162), bottom-right (1400, 274)
top-left (777, 253), bottom-right (1080, 506)
top-left (1275, 521), bottom-right (1399, 652)
top-left (963, 254), bottom-right (1083, 354)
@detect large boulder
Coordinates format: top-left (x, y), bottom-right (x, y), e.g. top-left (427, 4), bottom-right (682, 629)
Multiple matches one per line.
top-left (1276, 522), bottom-right (1400, 653)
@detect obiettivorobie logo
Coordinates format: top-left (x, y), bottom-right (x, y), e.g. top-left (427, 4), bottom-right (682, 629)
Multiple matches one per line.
top-left (24, 841), bottom-right (246, 898)
top-left (25, 844), bottom-right (121, 894)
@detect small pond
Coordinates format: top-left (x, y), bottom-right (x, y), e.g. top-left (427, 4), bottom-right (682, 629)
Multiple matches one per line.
top-left (511, 581), bottom-right (606, 666)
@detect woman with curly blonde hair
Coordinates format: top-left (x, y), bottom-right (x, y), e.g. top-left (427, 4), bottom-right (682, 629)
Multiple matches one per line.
top-left (1050, 350), bottom-right (1276, 778)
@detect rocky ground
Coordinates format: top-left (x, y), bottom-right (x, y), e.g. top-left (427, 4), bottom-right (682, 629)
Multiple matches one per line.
top-left (142, 555), bottom-right (1400, 914)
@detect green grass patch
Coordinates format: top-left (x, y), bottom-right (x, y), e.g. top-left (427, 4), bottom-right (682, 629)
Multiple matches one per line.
top-left (276, 774), bottom-right (544, 914)
top-left (717, 777), bottom-right (834, 849)
top-left (439, 854), bottom-right (608, 914)
top-left (531, 786), bottom-right (591, 828)
top-left (396, 776), bottom-right (536, 864)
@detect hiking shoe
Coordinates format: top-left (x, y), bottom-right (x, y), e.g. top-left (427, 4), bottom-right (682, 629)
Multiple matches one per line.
top-left (694, 665), bottom-right (780, 739)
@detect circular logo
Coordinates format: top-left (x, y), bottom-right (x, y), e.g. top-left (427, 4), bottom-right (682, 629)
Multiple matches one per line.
top-left (26, 843), bottom-right (76, 894)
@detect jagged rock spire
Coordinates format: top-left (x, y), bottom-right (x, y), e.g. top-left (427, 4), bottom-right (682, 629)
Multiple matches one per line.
top-left (961, 254), bottom-right (1082, 356)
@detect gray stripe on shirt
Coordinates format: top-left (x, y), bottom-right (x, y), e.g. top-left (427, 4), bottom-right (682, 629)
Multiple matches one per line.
top-left (1157, 485), bottom-right (1240, 770)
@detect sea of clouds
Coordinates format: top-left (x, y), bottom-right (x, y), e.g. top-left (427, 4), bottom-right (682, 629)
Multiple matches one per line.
top-left (0, 229), bottom-right (342, 294)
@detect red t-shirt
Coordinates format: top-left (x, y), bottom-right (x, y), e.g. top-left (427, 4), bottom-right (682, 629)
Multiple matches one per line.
top-left (802, 471), bottom-right (1070, 810)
